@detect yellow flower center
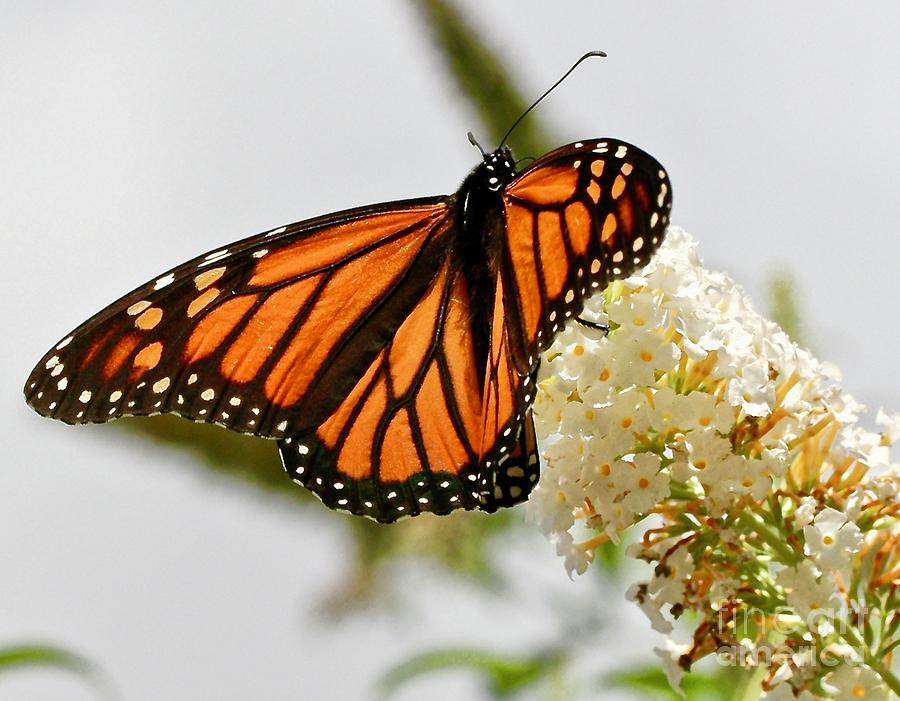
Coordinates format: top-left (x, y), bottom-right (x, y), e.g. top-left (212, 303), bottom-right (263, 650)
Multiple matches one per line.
top-left (853, 685), bottom-right (866, 698)
top-left (638, 477), bottom-right (650, 489)
top-left (621, 417), bottom-right (633, 429)
top-left (640, 350), bottom-right (653, 362)
top-left (599, 368), bottom-right (610, 381)
top-left (823, 535), bottom-right (835, 546)
top-left (573, 344), bottom-right (585, 356)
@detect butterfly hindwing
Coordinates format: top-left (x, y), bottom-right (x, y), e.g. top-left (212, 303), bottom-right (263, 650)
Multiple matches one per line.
top-left (478, 409), bottom-right (540, 512)
top-left (278, 261), bottom-right (536, 522)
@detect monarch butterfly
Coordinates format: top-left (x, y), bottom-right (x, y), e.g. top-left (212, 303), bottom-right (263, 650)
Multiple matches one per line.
top-left (23, 55), bottom-right (672, 523)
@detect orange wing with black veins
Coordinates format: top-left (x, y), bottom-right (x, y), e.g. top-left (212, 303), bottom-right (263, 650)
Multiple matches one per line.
top-left (501, 138), bottom-right (673, 364)
top-left (24, 200), bottom-right (455, 439)
top-left (279, 260), bottom-right (537, 522)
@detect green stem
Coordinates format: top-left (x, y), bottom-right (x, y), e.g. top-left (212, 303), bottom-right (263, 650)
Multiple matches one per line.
top-left (736, 666), bottom-right (766, 701)
top-left (669, 482), bottom-right (700, 501)
top-left (870, 657), bottom-right (900, 699)
top-left (738, 511), bottom-right (801, 565)
top-left (837, 619), bottom-right (900, 697)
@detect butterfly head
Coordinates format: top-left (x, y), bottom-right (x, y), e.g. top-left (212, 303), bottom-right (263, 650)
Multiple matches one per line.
top-left (482, 147), bottom-right (517, 192)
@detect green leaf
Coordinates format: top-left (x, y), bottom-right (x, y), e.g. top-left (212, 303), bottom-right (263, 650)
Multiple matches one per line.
top-left (593, 535), bottom-right (625, 574)
top-left (378, 647), bottom-right (563, 699)
top-left (410, 0), bottom-right (556, 157)
top-left (115, 416), bottom-right (292, 496)
top-left (0, 643), bottom-right (90, 674)
top-left (606, 663), bottom-right (756, 701)
top-left (318, 509), bottom-right (517, 616)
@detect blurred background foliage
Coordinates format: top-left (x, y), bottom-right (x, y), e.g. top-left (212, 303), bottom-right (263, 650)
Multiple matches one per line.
top-left (7, 0), bottom-right (810, 698)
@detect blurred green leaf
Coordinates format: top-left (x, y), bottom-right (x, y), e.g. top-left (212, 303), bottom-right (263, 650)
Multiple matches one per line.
top-left (766, 269), bottom-right (807, 347)
top-left (118, 420), bottom-right (522, 616)
top-left (379, 646), bottom-right (563, 699)
top-left (320, 508), bottom-right (519, 616)
top-left (593, 536), bottom-right (625, 574)
top-left (116, 416), bottom-right (292, 496)
top-left (0, 643), bottom-right (90, 675)
top-left (411, 0), bottom-right (555, 158)
top-left (0, 643), bottom-right (121, 701)
top-left (606, 663), bottom-right (756, 701)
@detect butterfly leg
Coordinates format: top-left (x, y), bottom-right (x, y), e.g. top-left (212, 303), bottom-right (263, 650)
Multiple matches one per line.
top-left (575, 317), bottom-right (609, 335)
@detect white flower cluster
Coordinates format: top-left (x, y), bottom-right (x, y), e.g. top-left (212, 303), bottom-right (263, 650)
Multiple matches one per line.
top-left (528, 227), bottom-right (900, 699)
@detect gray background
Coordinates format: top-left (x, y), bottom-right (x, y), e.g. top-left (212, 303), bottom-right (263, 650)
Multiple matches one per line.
top-left (2, 2), bottom-right (899, 699)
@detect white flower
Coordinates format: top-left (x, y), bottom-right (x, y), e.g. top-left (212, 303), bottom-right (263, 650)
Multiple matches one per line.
top-left (842, 426), bottom-right (891, 469)
top-left (876, 408), bottom-right (900, 445)
top-left (647, 543), bottom-right (693, 606)
top-left (793, 496), bottom-right (818, 528)
top-left (619, 453), bottom-right (669, 516)
top-left (760, 681), bottom-right (793, 701)
top-left (653, 638), bottom-right (690, 696)
top-left (869, 471), bottom-right (900, 503)
top-left (803, 508), bottom-right (863, 572)
top-left (824, 664), bottom-right (888, 701)
top-left (731, 456), bottom-right (775, 501)
top-left (775, 560), bottom-right (840, 620)
top-left (727, 358), bottom-right (775, 417)
top-left (554, 530), bottom-right (591, 577)
top-left (761, 684), bottom-right (817, 701)
top-left (565, 342), bottom-right (616, 398)
top-left (701, 454), bottom-right (755, 514)
top-left (627, 582), bottom-right (673, 634)
top-left (677, 390), bottom-right (735, 434)
top-left (684, 430), bottom-right (733, 474)
top-left (610, 328), bottom-right (680, 388)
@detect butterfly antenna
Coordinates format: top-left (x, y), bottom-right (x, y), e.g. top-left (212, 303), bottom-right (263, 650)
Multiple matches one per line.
top-left (499, 50), bottom-right (607, 149)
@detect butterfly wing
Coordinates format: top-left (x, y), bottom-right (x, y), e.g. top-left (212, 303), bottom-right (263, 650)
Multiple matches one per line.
top-left (25, 191), bottom-right (540, 523)
top-left (500, 138), bottom-right (673, 361)
top-left (24, 198), bottom-right (455, 438)
top-left (277, 262), bottom-right (537, 522)
top-left (24, 136), bottom-right (672, 523)
top-left (478, 409), bottom-right (539, 512)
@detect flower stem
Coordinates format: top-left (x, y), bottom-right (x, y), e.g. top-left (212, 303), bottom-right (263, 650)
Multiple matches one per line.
top-left (869, 656), bottom-right (900, 698)
top-left (837, 618), bottom-right (900, 697)
top-left (738, 511), bottom-right (802, 565)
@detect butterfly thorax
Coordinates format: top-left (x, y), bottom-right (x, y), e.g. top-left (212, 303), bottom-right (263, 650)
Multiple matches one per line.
top-left (457, 149), bottom-right (516, 239)
top-left (454, 147), bottom-right (517, 375)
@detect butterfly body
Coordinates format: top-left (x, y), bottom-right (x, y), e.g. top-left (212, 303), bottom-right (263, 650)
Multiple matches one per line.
top-left (25, 138), bottom-right (672, 522)
top-left (453, 146), bottom-right (519, 378)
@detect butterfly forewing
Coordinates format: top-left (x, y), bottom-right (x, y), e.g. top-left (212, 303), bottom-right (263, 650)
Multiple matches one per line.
top-left (501, 138), bottom-right (672, 360)
top-left (24, 199), bottom-right (452, 437)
